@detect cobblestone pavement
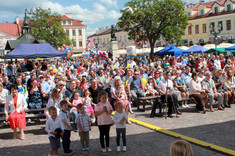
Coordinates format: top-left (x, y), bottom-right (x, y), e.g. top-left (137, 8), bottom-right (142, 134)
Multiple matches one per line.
top-left (0, 103), bottom-right (234, 156)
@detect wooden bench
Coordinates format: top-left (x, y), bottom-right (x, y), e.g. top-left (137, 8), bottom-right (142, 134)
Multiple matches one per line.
top-left (0, 108), bottom-right (46, 121)
top-left (137, 96), bottom-right (161, 112)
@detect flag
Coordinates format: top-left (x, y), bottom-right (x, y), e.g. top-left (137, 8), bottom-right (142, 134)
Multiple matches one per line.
top-left (118, 40), bottom-right (122, 44)
top-left (102, 42), bottom-right (104, 46)
top-left (121, 42), bottom-right (124, 47)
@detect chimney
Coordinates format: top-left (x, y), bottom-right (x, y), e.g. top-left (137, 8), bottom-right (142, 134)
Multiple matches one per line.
top-left (15, 16), bottom-right (19, 24)
top-left (65, 13), bottom-right (72, 19)
top-left (199, 0), bottom-right (205, 4)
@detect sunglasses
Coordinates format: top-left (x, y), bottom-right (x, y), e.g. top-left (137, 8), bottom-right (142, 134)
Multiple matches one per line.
top-left (59, 84), bottom-right (65, 86)
top-left (39, 77), bottom-right (44, 79)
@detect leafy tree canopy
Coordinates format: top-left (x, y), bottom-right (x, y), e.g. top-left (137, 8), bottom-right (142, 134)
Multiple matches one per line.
top-left (28, 7), bottom-right (72, 49)
top-left (118, 0), bottom-right (188, 59)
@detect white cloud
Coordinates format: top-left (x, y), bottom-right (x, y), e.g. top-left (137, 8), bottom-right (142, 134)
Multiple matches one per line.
top-left (100, 0), bottom-right (117, 8)
top-left (40, 1), bottom-right (121, 24)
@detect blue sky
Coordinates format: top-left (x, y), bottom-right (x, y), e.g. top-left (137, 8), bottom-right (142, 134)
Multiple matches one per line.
top-left (0, 0), bottom-right (209, 36)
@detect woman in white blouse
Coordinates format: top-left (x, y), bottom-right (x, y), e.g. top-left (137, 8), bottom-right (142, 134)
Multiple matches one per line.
top-left (0, 82), bottom-right (8, 124)
top-left (189, 72), bottom-right (208, 113)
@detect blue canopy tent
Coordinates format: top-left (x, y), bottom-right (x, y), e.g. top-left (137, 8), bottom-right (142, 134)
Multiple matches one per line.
top-left (225, 45), bottom-right (235, 50)
top-left (125, 55), bottom-right (137, 59)
top-left (5, 43), bottom-right (67, 59)
top-left (155, 45), bottom-right (184, 57)
top-left (183, 45), bottom-right (208, 54)
top-left (139, 54), bottom-right (149, 57)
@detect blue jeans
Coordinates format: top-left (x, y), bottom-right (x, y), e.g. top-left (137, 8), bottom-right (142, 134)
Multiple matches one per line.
top-left (0, 104), bottom-right (5, 117)
top-left (71, 110), bottom-right (78, 130)
top-left (62, 130), bottom-right (71, 153)
top-left (130, 90), bottom-right (145, 106)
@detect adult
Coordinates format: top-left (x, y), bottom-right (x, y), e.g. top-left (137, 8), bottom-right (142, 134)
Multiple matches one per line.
top-left (202, 71), bottom-right (224, 112)
top-left (38, 75), bottom-right (51, 104)
top-left (3, 75), bottom-right (12, 92)
top-left (127, 71), bottom-right (145, 106)
top-left (5, 84), bottom-right (27, 139)
top-left (27, 72), bottom-right (36, 91)
top-left (189, 72), bottom-right (208, 112)
top-left (173, 70), bottom-right (189, 108)
top-left (181, 66), bottom-right (192, 88)
top-left (152, 72), bottom-right (181, 118)
top-left (6, 62), bottom-right (14, 83)
top-left (45, 88), bottom-right (61, 120)
top-left (28, 79), bottom-right (43, 109)
top-left (15, 77), bottom-right (26, 96)
top-left (98, 69), bottom-right (105, 88)
top-left (75, 79), bottom-right (84, 97)
top-left (89, 78), bottom-right (103, 104)
top-left (110, 76), bottom-right (122, 109)
top-left (224, 70), bottom-right (235, 106)
top-left (0, 82), bottom-right (8, 119)
top-left (64, 79), bottom-right (80, 131)
top-left (212, 70), bottom-right (229, 107)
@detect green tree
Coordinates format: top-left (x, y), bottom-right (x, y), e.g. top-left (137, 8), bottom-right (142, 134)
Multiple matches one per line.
top-left (28, 7), bottom-right (72, 49)
top-left (118, 0), bottom-right (188, 59)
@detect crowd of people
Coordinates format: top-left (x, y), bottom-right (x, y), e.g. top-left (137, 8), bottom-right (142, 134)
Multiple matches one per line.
top-left (1, 52), bottom-right (235, 155)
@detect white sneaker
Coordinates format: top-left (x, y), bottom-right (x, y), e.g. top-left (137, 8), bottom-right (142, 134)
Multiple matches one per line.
top-left (182, 105), bottom-right (186, 108)
top-left (185, 104), bottom-right (189, 108)
top-left (123, 146), bottom-right (126, 152)
top-left (117, 146), bottom-right (121, 152)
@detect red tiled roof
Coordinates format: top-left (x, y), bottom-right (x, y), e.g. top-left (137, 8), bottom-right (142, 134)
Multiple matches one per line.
top-left (0, 23), bottom-right (21, 36)
top-left (61, 16), bottom-right (85, 27)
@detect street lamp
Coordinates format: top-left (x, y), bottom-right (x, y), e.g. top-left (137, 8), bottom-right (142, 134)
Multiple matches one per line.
top-left (209, 23), bottom-right (222, 56)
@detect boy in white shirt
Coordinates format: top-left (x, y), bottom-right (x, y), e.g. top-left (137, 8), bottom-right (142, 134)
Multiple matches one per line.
top-left (113, 102), bottom-right (128, 152)
top-left (45, 106), bottom-right (64, 156)
top-left (58, 100), bottom-right (73, 155)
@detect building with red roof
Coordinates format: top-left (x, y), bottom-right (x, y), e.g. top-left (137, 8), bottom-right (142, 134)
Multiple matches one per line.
top-left (0, 17), bottom-right (21, 54)
top-left (61, 13), bottom-right (86, 53)
top-left (182, 0), bottom-right (235, 46)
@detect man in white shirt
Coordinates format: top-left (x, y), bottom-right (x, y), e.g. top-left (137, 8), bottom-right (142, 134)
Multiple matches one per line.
top-left (214, 56), bottom-right (221, 70)
top-left (151, 72), bottom-right (181, 118)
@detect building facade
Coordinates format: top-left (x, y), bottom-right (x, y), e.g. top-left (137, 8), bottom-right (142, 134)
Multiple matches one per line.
top-left (182, 0), bottom-right (235, 46)
top-left (62, 13), bottom-right (86, 53)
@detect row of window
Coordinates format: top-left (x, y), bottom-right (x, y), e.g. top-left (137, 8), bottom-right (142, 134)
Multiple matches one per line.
top-left (187, 20), bottom-right (231, 35)
top-left (188, 4), bottom-right (232, 17)
top-left (66, 29), bottom-right (82, 36)
top-left (73, 41), bottom-right (83, 47)
top-left (62, 20), bottom-right (72, 25)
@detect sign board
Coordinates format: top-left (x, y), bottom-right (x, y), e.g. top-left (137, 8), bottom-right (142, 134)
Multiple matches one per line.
top-left (126, 46), bottom-right (136, 55)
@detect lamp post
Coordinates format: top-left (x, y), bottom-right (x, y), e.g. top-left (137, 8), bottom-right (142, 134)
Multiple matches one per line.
top-left (209, 24), bottom-right (222, 56)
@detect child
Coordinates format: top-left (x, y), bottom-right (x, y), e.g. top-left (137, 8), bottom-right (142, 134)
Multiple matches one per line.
top-left (69, 92), bottom-right (82, 114)
top-left (76, 104), bottom-right (91, 151)
top-left (81, 77), bottom-right (89, 91)
top-left (170, 140), bottom-right (193, 156)
top-left (94, 91), bottom-right (113, 153)
top-left (45, 106), bottom-right (64, 156)
top-left (58, 100), bottom-right (73, 155)
top-left (146, 76), bottom-right (159, 96)
top-left (83, 89), bottom-right (96, 123)
top-left (113, 102), bottom-right (128, 152)
top-left (114, 84), bottom-right (131, 124)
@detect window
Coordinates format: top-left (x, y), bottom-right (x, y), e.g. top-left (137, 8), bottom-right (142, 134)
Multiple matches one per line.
top-left (188, 25), bottom-right (192, 35)
top-left (124, 35), bottom-right (127, 42)
top-left (195, 25), bottom-right (199, 34)
top-left (63, 21), bottom-right (66, 25)
top-left (68, 21), bottom-right (72, 25)
top-left (79, 30), bottom-right (82, 36)
top-left (200, 9), bottom-right (204, 15)
top-left (218, 21), bottom-right (223, 31)
top-left (187, 12), bottom-right (191, 17)
top-left (73, 42), bottom-right (76, 47)
top-left (214, 7), bottom-right (218, 14)
top-left (72, 30), bottom-right (76, 36)
top-left (120, 36), bottom-right (122, 41)
top-left (66, 30), bottom-right (69, 36)
top-left (210, 22), bottom-right (215, 32)
top-left (227, 20), bottom-right (231, 30)
top-left (227, 4), bottom-right (231, 11)
top-left (79, 41), bottom-right (82, 47)
top-left (203, 24), bottom-right (207, 33)
top-left (107, 38), bottom-right (109, 43)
